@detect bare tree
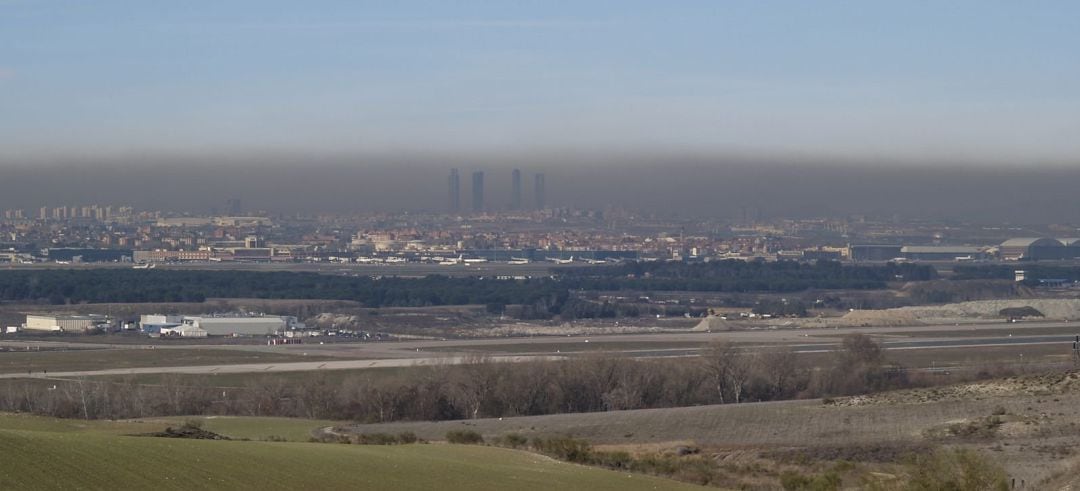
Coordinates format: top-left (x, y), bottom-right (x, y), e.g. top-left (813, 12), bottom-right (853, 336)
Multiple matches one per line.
top-left (841, 333), bottom-right (884, 366)
top-left (452, 355), bottom-right (502, 419)
top-left (756, 346), bottom-right (798, 399)
top-left (702, 341), bottom-right (752, 403)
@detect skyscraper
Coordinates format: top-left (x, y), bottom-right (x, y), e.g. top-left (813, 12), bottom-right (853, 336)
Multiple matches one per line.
top-left (534, 173), bottom-right (546, 210)
top-left (511, 168), bottom-right (522, 210)
top-left (471, 171), bottom-right (485, 213)
top-left (448, 168), bottom-right (461, 212)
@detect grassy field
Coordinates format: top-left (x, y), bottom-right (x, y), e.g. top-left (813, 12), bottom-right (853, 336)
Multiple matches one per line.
top-left (0, 413), bottom-right (700, 490)
top-left (343, 398), bottom-right (969, 446)
top-left (146, 415), bottom-right (342, 442)
top-left (0, 348), bottom-right (336, 374)
top-left (0, 413), bottom-right (338, 442)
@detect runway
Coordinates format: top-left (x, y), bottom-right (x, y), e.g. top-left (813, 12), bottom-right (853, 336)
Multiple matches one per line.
top-left (4, 324), bottom-right (1076, 379)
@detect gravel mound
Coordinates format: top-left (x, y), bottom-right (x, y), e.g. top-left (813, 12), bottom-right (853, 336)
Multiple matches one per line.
top-left (837, 299), bottom-right (1080, 327)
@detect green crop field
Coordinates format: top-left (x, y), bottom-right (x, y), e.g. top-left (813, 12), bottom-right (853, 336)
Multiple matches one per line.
top-left (0, 413), bottom-right (699, 490)
top-left (141, 415), bottom-right (342, 442)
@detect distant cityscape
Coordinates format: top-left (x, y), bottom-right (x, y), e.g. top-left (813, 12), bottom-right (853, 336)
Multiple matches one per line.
top-left (1, 188), bottom-right (1078, 266)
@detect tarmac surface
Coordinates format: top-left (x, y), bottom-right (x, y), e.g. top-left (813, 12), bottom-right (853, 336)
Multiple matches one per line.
top-left (2, 320), bottom-right (1077, 379)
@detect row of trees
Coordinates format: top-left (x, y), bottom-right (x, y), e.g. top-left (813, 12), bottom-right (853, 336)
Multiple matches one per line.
top-left (567, 259), bottom-right (938, 289)
top-left (0, 270), bottom-right (566, 308)
top-left (0, 261), bottom-right (938, 318)
top-left (954, 264), bottom-right (1080, 282)
top-left (0, 335), bottom-right (974, 422)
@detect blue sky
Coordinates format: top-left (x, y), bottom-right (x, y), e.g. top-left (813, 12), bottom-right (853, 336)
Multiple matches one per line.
top-left (1, 1), bottom-right (1078, 163)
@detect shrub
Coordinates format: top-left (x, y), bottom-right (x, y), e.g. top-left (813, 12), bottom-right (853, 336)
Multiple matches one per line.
top-left (905, 448), bottom-right (1009, 491)
top-left (396, 431), bottom-right (418, 444)
top-left (445, 430), bottom-right (484, 444)
top-left (669, 458), bottom-right (722, 486)
top-left (180, 419), bottom-right (204, 430)
top-left (493, 433), bottom-right (528, 449)
top-left (630, 454), bottom-right (680, 476)
top-left (999, 306), bottom-right (1043, 318)
top-left (780, 470), bottom-right (841, 491)
top-left (942, 416), bottom-right (1003, 440)
top-left (531, 436), bottom-right (593, 463)
top-left (355, 433), bottom-right (399, 445)
top-left (592, 450), bottom-right (633, 469)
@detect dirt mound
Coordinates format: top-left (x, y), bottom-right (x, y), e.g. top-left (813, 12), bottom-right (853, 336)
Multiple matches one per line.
top-left (840, 309), bottom-right (922, 327)
top-left (828, 371), bottom-right (1080, 407)
top-left (903, 299), bottom-right (1080, 320)
top-left (311, 313), bottom-right (361, 329)
top-left (140, 425), bottom-right (231, 440)
top-left (693, 316), bottom-right (733, 332)
top-left (832, 299), bottom-right (1080, 327)
top-left (467, 323), bottom-right (670, 337)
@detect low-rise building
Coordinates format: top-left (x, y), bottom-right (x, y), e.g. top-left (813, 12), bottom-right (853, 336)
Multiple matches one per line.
top-left (159, 325), bottom-right (208, 338)
top-left (139, 314), bottom-right (305, 336)
top-left (999, 238), bottom-right (1066, 261)
top-left (24, 314), bottom-right (108, 332)
top-left (900, 246), bottom-right (987, 261)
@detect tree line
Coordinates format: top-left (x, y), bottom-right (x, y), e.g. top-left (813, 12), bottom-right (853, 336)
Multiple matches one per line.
top-left (0, 260), bottom-right (936, 311)
top-left (954, 264), bottom-right (1080, 282)
top-left (0, 335), bottom-right (1013, 423)
top-left (565, 259), bottom-right (938, 292)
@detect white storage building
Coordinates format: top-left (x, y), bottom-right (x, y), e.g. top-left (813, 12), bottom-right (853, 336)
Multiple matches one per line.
top-left (24, 314), bottom-right (108, 332)
top-left (159, 325), bottom-right (209, 338)
top-left (180, 315), bottom-right (303, 336)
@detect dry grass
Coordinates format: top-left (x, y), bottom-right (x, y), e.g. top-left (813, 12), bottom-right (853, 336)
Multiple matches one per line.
top-left (344, 370), bottom-right (1080, 485)
top-left (0, 348), bottom-right (335, 374)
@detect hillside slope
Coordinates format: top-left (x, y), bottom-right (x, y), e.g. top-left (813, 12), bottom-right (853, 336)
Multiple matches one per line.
top-left (0, 415), bottom-right (698, 490)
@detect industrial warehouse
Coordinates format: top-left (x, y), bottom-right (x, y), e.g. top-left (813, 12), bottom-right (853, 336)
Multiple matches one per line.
top-left (849, 238), bottom-right (1080, 262)
top-left (139, 314), bottom-right (306, 337)
top-left (20, 314), bottom-right (109, 333)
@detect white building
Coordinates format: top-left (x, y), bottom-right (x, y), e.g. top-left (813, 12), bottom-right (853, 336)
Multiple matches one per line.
top-left (140, 314), bottom-right (184, 325)
top-left (176, 315), bottom-right (302, 336)
top-left (159, 325), bottom-right (208, 338)
top-left (139, 314), bottom-right (305, 336)
top-left (24, 314), bottom-right (108, 332)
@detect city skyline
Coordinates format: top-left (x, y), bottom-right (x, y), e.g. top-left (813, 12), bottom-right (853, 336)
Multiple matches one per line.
top-left (447, 168), bottom-right (460, 212)
top-left (511, 169), bottom-right (522, 211)
top-left (471, 170), bottom-right (484, 213)
top-left (447, 168), bottom-right (547, 213)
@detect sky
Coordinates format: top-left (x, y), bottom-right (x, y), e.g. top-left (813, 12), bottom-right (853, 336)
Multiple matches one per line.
top-left (2, 1), bottom-right (1079, 165)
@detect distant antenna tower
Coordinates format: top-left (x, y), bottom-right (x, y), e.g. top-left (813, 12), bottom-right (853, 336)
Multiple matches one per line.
top-left (1073, 335), bottom-right (1080, 366)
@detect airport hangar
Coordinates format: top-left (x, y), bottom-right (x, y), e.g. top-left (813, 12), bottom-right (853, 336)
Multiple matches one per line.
top-left (999, 238), bottom-right (1080, 261)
